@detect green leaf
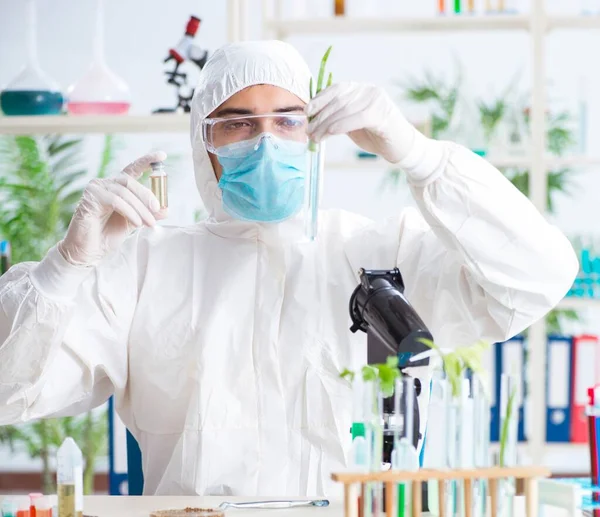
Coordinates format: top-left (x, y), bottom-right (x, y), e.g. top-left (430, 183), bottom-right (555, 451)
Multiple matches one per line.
top-left (419, 337), bottom-right (439, 352)
top-left (316, 45), bottom-right (333, 94)
top-left (362, 365), bottom-right (378, 382)
top-left (499, 386), bottom-right (517, 466)
top-left (385, 355), bottom-right (399, 368)
top-left (46, 136), bottom-right (81, 156)
top-left (340, 368), bottom-right (355, 382)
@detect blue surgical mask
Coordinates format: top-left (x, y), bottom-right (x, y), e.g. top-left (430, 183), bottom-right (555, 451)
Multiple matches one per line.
top-left (216, 134), bottom-right (308, 223)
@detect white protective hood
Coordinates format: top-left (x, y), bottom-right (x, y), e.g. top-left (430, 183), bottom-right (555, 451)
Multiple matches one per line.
top-left (190, 40), bottom-right (312, 224)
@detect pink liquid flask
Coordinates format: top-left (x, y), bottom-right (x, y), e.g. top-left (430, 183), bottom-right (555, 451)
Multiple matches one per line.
top-left (66, 0), bottom-right (131, 116)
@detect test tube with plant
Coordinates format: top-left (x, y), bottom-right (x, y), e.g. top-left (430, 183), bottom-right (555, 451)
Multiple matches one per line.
top-left (306, 46), bottom-right (333, 241)
top-left (496, 373), bottom-right (519, 517)
top-left (341, 357), bottom-right (399, 517)
top-left (419, 339), bottom-right (491, 517)
top-left (472, 373), bottom-right (491, 517)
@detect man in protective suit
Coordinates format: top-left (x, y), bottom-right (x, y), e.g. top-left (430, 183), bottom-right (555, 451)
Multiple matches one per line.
top-left (0, 41), bottom-right (577, 496)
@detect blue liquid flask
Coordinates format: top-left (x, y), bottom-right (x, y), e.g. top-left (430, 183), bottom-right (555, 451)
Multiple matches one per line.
top-left (0, 0), bottom-right (63, 116)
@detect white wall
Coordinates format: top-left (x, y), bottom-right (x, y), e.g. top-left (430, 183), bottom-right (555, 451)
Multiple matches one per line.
top-left (1, 0), bottom-right (598, 470)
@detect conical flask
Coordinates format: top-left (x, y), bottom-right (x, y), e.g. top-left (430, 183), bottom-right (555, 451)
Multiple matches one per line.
top-left (66, 0), bottom-right (131, 115)
top-left (0, 0), bottom-right (64, 116)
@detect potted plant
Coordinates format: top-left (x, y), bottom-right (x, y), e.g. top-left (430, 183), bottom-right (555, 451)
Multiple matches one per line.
top-left (0, 133), bottom-right (117, 494)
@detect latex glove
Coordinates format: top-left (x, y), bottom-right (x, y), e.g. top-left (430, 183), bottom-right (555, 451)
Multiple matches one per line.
top-left (305, 82), bottom-right (419, 164)
top-left (58, 151), bottom-right (167, 267)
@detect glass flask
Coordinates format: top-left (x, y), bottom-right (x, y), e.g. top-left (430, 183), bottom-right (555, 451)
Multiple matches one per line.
top-left (66, 0), bottom-right (131, 115)
top-left (0, 0), bottom-right (64, 116)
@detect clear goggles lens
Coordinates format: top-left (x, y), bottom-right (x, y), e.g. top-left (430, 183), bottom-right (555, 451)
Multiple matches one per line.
top-left (202, 113), bottom-right (309, 157)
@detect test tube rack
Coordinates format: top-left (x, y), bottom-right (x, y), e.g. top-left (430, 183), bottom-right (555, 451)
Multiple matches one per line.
top-left (332, 465), bottom-right (551, 517)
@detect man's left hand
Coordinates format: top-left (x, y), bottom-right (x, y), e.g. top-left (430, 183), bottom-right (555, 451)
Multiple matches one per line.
top-left (305, 82), bottom-right (418, 164)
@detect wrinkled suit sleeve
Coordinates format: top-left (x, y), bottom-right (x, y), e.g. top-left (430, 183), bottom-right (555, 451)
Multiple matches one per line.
top-left (0, 242), bottom-right (137, 425)
top-left (344, 139), bottom-right (579, 348)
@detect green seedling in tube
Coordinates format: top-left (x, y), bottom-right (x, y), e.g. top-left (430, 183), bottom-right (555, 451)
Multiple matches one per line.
top-left (499, 385), bottom-right (517, 467)
top-left (306, 46), bottom-right (333, 241)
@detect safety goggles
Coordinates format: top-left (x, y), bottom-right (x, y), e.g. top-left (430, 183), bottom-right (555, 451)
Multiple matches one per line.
top-left (202, 113), bottom-right (309, 157)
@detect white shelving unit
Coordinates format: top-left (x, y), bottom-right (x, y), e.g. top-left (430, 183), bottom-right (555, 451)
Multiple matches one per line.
top-left (327, 155), bottom-right (600, 171)
top-left (0, 114), bottom-right (191, 135)
top-left (257, 0), bottom-right (598, 476)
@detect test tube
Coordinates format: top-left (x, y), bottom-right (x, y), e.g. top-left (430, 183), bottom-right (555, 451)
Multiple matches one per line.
top-left (424, 373), bottom-right (448, 516)
top-left (29, 493), bottom-right (43, 517)
top-left (305, 143), bottom-right (323, 241)
top-left (391, 378), bottom-right (419, 517)
top-left (496, 373), bottom-right (519, 517)
top-left (33, 497), bottom-right (53, 517)
top-left (351, 377), bottom-right (370, 469)
top-left (150, 161), bottom-right (168, 210)
top-left (472, 374), bottom-right (490, 517)
top-left (362, 381), bottom-right (382, 517)
top-left (15, 496), bottom-right (30, 517)
top-left (57, 437), bottom-right (84, 517)
top-left (2, 498), bottom-right (18, 517)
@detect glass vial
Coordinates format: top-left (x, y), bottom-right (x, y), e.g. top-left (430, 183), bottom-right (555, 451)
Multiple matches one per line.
top-left (150, 162), bottom-right (168, 209)
top-left (57, 437), bottom-right (83, 517)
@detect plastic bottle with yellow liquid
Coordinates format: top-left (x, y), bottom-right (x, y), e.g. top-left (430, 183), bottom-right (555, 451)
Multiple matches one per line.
top-left (57, 438), bottom-right (83, 517)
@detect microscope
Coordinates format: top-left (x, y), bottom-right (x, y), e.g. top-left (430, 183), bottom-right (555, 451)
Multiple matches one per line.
top-left (349, 268), bottom-right (434, 509)
top-left (154, 15), bottom-right (209, 114)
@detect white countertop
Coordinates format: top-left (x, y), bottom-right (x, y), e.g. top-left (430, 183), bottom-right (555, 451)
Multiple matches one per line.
top-left (0, 495), bottom-right (574, 517)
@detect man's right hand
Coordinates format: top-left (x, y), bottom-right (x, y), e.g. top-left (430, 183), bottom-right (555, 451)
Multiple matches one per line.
top-left (58, 151), bottom-right (167, 267)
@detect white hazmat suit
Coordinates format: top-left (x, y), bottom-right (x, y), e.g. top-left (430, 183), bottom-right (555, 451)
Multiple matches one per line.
top-left (0, 41), bottom-right (578, 496)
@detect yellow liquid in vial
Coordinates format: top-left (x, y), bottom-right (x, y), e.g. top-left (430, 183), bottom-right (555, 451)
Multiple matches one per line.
top-left (58, 483), bottom-right (75, 517)
top-left (150, 175), bottom-right (168, 209)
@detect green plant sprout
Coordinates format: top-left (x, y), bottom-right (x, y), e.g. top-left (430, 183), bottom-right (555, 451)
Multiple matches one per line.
top-left (340, 355), bottom-right (401, 398)
top-left (499, 386), bottom-right (517, 467)
top-left (419, 338), bottom-right (490, 399)
top-left (308, 46), bottom-right (333, 152)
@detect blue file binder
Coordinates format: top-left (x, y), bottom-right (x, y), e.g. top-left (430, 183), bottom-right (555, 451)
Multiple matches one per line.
top-left (545, 335), bottom-right (573, 442)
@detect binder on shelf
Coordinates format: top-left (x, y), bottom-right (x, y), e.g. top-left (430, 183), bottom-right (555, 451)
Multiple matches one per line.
top-left (571, 335), bottom-right (599, 443)
top-left (108, 396), bottom-right (129, 495)
top-left (490, 335), bottom-right (526, 443)
top-left (546, 335), bottom-right (573, 442)
top-left (484, 342), bottom-right (498, 442)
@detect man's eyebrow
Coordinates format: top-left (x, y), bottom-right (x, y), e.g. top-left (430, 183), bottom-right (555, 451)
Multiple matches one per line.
top-left (212, 105), bottom-right (306, 117)
top-left (273, 105), bottom-right (305, 113)
top-left (212, 107), bottom-right (255, 117)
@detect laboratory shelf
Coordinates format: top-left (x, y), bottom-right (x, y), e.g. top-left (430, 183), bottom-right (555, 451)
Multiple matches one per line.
top-left (547, 15), bottom-right (600, 30)
top-left (265, 14), bottom-right (531, 36)
top-left (326, 155), bottom-right (600, 171)
top-left (0, 113), bottom-right (190, 135)
top-left (489, 443), bottom-right (590, 476)
top-left (325, 157), bottom-right (534, 171)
